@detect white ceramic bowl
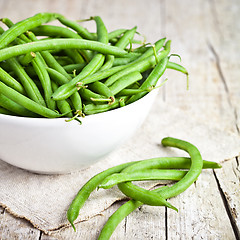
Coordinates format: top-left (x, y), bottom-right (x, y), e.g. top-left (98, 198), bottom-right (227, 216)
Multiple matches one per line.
top-left (0, 90), bottom-right (158, 174)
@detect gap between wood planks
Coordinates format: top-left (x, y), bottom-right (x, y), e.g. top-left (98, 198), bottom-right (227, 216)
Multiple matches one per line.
top-left (213, 159), bottom-right (240, 240)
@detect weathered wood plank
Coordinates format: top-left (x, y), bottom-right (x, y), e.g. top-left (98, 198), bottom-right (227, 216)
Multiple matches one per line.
top-left (214, 158), bottom-right (240, 239)
top-left (163, 0), bottom-right (240, 239)
top-left (0, 206), bottom-right (40, 240)
top-left (162, 0), bottom-right (238, 134)
top-left (167, 170), bottom-right (235, 239)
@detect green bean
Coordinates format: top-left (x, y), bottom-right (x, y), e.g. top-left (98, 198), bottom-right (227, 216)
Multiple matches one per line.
top-left (0, 106), bottom-right (15, 116)
top-left (93, 16), bottom-right (108, 44)
top-left (51, 82), bottom-right (73, 117)
top-left (1, 17), bottom-right (30, 43)
top-left (31, 24), bottom-right (82, 39)
top-left (54, 55), bottom-right (74, 65)
top-left (101, 169), bottom-right (187, 189)
top-left (100, 55), bottom-right (115, 71)
top-left (100, 26), bottom-right (138, 71)
top-left (46, 67), bottom-right (70, 85)
top-left (121, 158), bottom-right (220, 172)
top-left (63, 63), bottom-right (86, 74)
top-left (115, 27), bottom-right (137, 49)
top-left (109, 71), bottom-right (142, 95)
top-left (30, 51), bottom-right (56, 110)
top-left (167, 61), bottom-right (189, 89)
top-left (25, 30), bottom-right (84, 113)
top-left (18, 51), bottom-right (36, 66)
top-left (0, 38), bottom-right (129, 63)
top-left (0, 93), bottom-right (38, 117)
top-left (69, 91), bottom-right (83, 116)
top-left (0, 20), bottom-right (43, 102)
top-left (132, 38), bottom-right (166, 63)
top-left (119, 181), bottom-right (178, 209)
top-left (3, 27), bottom-right (56, 110)
top-left (116, 88), bottom-right (148, 97)
top-left (108, 29), bottom-right (126, 40)
top-left (0, 61), bottom-right (12, 72)
top-left (158, 137), bottom-right (203, 198)
top-left (52, 16), bottom-right (109, 101)
top-left (112, 53), bottom-right (141, 66)
top-left (67, 161), bottom-right (139, 231)
top-left (6, 57), bottom-right (46, 106)
top-left (83, 97), bottom-right (128, 115)
top-left (127, 56), bottom-right (168, 104)
top-left (99, 158), bottom-right (221, 189)
top-left (167, 61), bottom-right (188, 75)
top-left (45, 67), bottom-right (83, 114)
top-left (79, 88), bottom-right (106, 103)
top-left (98, 137), bottom-right (207, 240)
top-left (26, 31), bottom-right (72, 79)
top-left (0, 12), bottom-right (62, 49)
top-left (31, 25), bottom-right (93, 62)
top-left (104, 40), bottom-right (171, 87)
top-left (88, 81), bottom-right (114, 100)
top-left (67, 154), bottom-right (220, 232)
top-left (0, 81), bottom-right (61, 118)
top-left (118, 137), bottom-right (203, 207)
top-left (0, 26), bottom-right (4, 34)
top-left (56, 15), bottom-right (95, 40)
top-left (79, 65), bottom-right (126, 85)
top-left (0, 67), bottom-right (25, 94)
top-left (132, 44), bottom-right (152, 53)
top-left (97, 187), bottom-right (164, 240)
top-left (99, 172), bottom-right (220, 240)
top-left (51, 53), bottom-right (105, 100)
top-left (63, 49), bottom-right (85, 64)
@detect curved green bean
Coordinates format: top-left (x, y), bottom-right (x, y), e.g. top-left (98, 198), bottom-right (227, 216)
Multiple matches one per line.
top-left (45, 67), bottom-right (83, 114)
top-left (104, 40), bottom-right (171, 87)
top-left (31, 25), bottom-right (93, 62)
top-left (0, 12), bottom-right (62, 49)
top-left (0, 106), bottom-right (15, 116)
top-left (127, 56), bottom-right (168, 104)
top-left (30, 51), bottom-right (56, 110)
top-left (98, 138), bottom-right (205, 239)
top-left (0, 38), bottom-right (129, 63)
top-left (67, 161), bottom-right (139, 231)
top-left (0, 67), bottom-right (25, 94)
top-left (0, 93), bottom-right (38, 117)
top-left (63, 63), bottom-right (86, 74)
top-left (51, 82), bottom-right (73, 117)
top-left (83, 97), bottom-right (128, 115)
top-left (52, 16), bottom-right (110, 100)
top-left (56, 15), bottom-right (95, 40)
top-left (6, 57), bottom-right (46, 106)
top-left (18, 51), bottom-right (36, 66)
top-left (118, 137), bottom-right (203, 207)
top-left (167, 61), bottom-right (189, 89)
top-left (0, 81), bottom-right (61, 118)
top-left (88, 81), bottom-right (114, 101)
top-left (100, 26), bottom-right (138, 71)
top-left (109, 71), bottom-right (142, 95)
top-left (99, 158), bottom-right (221, 189)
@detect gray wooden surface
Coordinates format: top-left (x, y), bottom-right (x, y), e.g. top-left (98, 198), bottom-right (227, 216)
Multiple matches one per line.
top-left (0, 0), bottom-right (239, 239)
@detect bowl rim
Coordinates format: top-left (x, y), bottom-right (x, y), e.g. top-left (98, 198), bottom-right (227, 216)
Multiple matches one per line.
top-left (0, 88), bottom-right (158, 122)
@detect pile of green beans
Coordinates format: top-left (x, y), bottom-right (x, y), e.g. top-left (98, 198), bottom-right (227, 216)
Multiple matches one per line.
top-left (67, 137), bottom-right (222, 239)
top-left (0, 12), bottom-right (188, 119)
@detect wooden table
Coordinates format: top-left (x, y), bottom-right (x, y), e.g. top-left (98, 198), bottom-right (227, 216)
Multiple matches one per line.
top-left (0, 0), bottom-right (239, 239)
